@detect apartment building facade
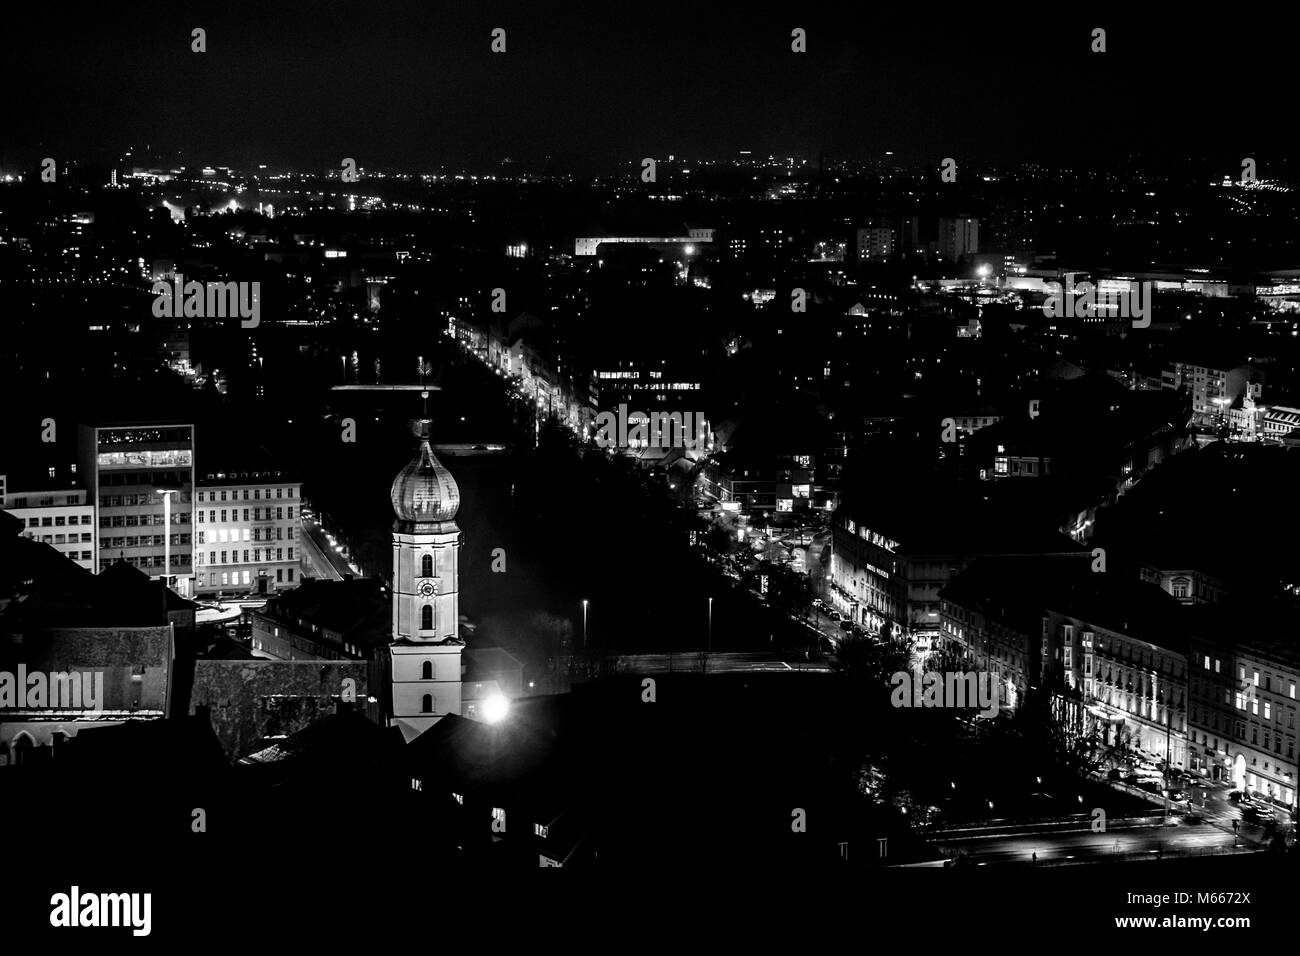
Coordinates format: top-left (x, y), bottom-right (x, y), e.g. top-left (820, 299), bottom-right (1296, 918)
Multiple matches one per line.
top-left (0, 475), bottom-right (96, 570)
top-left (193, 471), bottom-right (302, 597)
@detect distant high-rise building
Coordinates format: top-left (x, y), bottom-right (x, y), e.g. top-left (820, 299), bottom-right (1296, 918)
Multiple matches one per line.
top-left (938, 217), bottom-right (979, 261)
top-left (896, 216), bottom-right (922, 257)
top-left (856, 221), bottom-right (894, 261)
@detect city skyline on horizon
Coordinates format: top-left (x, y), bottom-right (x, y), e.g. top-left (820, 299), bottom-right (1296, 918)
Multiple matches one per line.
top-left (5, 3), bottom-right (1300, 173)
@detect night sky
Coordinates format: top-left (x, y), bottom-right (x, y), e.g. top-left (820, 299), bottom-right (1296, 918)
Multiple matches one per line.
top-left (2, 4), bottom-right (1297, 172)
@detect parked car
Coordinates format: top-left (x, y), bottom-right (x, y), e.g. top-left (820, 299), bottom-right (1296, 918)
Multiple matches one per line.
top-left (1167, 789), bottom-right (1189, 803)
top-left (1107, 768), bottom-right (1123, 782)
top-left (839, 619), bottom-right (854, 632)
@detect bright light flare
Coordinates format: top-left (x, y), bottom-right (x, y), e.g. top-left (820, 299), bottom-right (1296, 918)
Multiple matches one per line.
top-left (482, 694), bottom-right (510, 724)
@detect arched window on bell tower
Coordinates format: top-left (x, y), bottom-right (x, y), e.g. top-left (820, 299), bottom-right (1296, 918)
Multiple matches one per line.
top-left (421, 553), bottom-right (433, 578)
top-left (421, 604), bottom-right (433, 631)
top-left (421, 694), bottom-right (433, 713)
top-left (421, 660), bottom-right (433, 680)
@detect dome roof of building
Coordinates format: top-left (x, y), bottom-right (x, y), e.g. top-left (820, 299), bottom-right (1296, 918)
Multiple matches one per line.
top-left (391, 419), bottom-right (460, 527)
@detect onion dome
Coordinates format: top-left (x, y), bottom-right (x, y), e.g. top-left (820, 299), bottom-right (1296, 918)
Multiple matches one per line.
top-left (390, 419), bottom-right (460, 532)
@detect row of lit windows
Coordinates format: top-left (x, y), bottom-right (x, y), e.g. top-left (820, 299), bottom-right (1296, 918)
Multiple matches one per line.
top-left (98, 427), bottom-right (190, 445)
top-left (1232, 692), bottom-right (1299, 728)
top-left (197, 527), bottom-right (294, 544)
top-left (198, 548), bottom-right (293, 565)
top-left (620, 382), bottom-right (701, 391)
top-left (24, 514), bottom-right (93, 527)
top-left (1093, 636), bottom-right (1185, 678)
top-left (100, 494), bottom-right (183, 507)
top-left (99, 554), bottom-right (190, 570)
top-left (99, 514), bottom-right (190, 527)
top-left (200, 568), bottom-right (295, 588)
top-left (197, 487), bottom-right (295, 502)
top-left (1235, 664), bottom-right (1297, 698)
top-left (25, 532), bottom-right (92, 546)
top-left (103, 534), bottom-right (190, 548)
top-left (6, 495), bottom-right (82, 508)
top-left (198, 507), bottom-right (293, 524)
top-left (98, 471), bottom-right (189, 488)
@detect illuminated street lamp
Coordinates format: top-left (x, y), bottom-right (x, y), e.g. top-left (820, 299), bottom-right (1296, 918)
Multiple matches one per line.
top-left (158, 489), bottom-right (177, 589)
top-left (482, 693), bottom-right (509, 724)
top-left (582, 599), bottom-right (589, 650)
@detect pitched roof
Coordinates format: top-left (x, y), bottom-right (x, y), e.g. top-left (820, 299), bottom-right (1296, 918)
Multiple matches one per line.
top-left (255, 578), bottom-right (388, 646)
top-left (238, 710), bottom-right (394, 766)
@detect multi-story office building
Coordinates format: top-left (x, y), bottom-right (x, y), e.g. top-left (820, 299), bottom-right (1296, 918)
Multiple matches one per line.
top-left (193, 470), bottom-right (302, 597)
top-left (78, 423), bottom-right (195, 595)
top-left (592, 357), bottom-right (703, 413)
top-left (0, 473), bottom-right (96, 571)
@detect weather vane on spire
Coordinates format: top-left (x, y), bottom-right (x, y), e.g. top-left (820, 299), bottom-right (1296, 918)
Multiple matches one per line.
top-left (417, 356), bottom-right (432, 415)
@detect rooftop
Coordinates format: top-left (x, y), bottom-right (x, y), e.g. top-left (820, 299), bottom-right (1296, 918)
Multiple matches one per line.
top-left (255, 577), bottom-right (388, 649)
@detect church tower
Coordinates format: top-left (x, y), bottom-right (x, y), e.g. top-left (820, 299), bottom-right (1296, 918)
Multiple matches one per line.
top-left (387, 418), bottom-right (463, 741)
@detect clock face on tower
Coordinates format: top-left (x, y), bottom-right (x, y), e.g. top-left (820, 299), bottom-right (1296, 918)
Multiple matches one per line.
top-left (416, 580), bottom-right (436, 598)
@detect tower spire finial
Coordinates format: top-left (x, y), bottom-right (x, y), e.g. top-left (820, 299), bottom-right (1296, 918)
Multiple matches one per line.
top-left (417, 357), bottom-right (431, 416)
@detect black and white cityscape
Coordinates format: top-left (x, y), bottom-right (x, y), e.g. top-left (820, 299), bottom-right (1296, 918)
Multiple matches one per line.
top-left (2, 3), bottom-right (1297, 939)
